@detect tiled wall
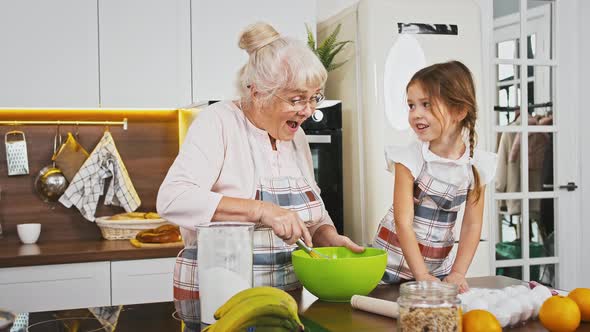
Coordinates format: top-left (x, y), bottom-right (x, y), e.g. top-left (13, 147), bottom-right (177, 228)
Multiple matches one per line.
top-left (0, 110), bottom-right (179, 242)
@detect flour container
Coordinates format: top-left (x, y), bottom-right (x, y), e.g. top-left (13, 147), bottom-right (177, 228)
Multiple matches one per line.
top-left (196, 222), bottom-right (254, 325)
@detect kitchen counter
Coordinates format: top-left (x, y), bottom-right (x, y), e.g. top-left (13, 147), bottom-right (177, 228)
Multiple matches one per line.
top-left (18, 276), bottom-right (590, 331)
top-left (0, 235), bottom-right (181, 268)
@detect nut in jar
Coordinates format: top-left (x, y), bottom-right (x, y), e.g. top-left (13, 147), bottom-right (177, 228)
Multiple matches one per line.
top-left (397, 281), bottom-right (462, 332)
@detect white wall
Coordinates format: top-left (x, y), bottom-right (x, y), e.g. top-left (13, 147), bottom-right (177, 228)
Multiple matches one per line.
top-left (317, 0), bottom-right (359, 23)
top-left (578, 0), bottom-right (590, 288)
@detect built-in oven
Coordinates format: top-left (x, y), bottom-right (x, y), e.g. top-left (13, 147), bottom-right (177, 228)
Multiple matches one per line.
top-left (301, 101), bottom-right (344, 234)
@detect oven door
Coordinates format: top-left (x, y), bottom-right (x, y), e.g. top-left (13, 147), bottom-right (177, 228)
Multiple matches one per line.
top-left (305, 129), bottom-right (343, 234)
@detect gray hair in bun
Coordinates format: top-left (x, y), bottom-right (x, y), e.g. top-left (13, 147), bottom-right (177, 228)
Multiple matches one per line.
top-left (237, 22), bottom-right (327, 103)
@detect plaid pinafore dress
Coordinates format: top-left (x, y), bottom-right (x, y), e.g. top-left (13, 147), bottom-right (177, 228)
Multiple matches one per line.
top-left (373, 162), bottom-right (471, 283)
top-left (172, 118), bottom-right (325, 305)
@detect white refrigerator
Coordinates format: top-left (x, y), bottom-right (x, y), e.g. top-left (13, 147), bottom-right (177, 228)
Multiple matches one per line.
top-left (319, 0), bottom-right (491, 277)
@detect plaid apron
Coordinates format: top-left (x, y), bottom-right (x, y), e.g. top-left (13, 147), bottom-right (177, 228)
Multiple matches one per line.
top-left (173, 117), bottom-right (325, 309)
top-left (373, 163), bottom-right (471, 283)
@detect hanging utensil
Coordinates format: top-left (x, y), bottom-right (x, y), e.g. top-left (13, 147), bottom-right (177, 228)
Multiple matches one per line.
top-left (5, 131), bottom-right (30, 176)
top-left (34, 126), bottom-right (68, 203)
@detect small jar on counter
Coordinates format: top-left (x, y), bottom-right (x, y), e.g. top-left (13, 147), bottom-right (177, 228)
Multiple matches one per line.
top-left (397, 281), bottom-right (462, 332)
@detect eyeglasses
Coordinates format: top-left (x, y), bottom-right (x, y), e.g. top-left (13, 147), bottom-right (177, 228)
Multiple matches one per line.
top-left (274, 93), bottom-right (325, 112)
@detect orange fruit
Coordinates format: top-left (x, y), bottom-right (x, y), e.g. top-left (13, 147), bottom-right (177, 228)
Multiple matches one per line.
top-left (539, 295), bottom-right (581, 332)
top-left (568, 288), bottom-right (590, 321)
top-left (462, 309), bottom-right (501, 332)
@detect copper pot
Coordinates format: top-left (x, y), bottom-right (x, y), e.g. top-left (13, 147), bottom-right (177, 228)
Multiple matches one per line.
top-left (34, 127), bottom-right (68, 202)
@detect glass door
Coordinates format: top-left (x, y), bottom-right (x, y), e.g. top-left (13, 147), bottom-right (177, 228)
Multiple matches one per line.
top-left (491, 0), bottom-right (579, 289)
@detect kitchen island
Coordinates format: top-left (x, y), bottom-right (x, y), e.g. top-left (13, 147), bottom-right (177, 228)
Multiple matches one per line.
top-left (18, 276), bottom-right (589, 331)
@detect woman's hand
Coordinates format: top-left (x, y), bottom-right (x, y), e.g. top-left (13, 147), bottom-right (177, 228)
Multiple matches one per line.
top-left (443, 271), bottom-right (469, 293)
top-left (256, 201), bottom-right (312, 246)
top-left (312, 225), bottom-right (364, 253)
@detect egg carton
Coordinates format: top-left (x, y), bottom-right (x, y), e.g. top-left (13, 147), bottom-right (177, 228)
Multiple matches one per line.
top-left (458, 283), bottom-right (560, 328)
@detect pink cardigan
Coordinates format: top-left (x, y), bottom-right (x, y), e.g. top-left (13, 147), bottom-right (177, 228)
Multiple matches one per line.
top-left (157, 101), bottom-right (335, 245)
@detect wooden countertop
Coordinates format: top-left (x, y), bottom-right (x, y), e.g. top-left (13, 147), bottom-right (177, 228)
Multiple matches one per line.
top-left (295, 275), bottom-right (589, 331)
top-left (0, 235), bottom-right (182, 268)
top-left (26, 276), bottom-right (590, 331)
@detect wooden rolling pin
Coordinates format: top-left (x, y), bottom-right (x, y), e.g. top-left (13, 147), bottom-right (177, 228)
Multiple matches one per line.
top-left (350, 295), bottom-right (400, 319)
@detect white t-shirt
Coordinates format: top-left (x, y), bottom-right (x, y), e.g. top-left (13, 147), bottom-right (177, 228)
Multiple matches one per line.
top-left (384, 139), bottom-right (498, 188)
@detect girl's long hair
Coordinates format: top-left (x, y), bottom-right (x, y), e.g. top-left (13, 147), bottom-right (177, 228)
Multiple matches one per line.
top-left (407, 60), bottom-right (482, 203)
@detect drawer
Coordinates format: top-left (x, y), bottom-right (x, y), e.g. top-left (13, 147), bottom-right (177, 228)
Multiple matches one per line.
top-left (111, 258), bottom-right (176, 305)
top-left (0, 262), bottom-right (111, 313)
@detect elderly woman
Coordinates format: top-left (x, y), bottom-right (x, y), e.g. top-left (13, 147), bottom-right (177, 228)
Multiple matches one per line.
top-left (157, 22), bottom-right (363, 301)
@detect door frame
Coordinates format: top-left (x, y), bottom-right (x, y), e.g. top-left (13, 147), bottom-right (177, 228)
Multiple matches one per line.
top-left (484, 0), bottom-right (581, 290)
top-left (578, 0), bottom-right (590, 289)
top-left (554, 0), bottom-right (581, 290)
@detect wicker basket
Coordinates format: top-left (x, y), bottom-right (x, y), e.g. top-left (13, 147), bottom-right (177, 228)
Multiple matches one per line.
top-left (95, 216), bottom-right (170, 240)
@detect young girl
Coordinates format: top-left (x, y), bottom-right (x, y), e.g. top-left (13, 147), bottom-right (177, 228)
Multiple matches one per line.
top-left (373, 61), bottom-right (497, 292)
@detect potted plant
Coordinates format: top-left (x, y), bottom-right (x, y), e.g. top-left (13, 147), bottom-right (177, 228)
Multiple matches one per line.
top-left (306, 23), bottom-right (353, 72)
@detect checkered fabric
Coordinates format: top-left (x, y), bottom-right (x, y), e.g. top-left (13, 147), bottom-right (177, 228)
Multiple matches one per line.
top-left (88, 305), bottom-right (123, 332)
top-left (373, 164), bottom-right (471, 283)
top-left (172, 175), bottom-right (324, 302)
top-left (173, 247), bottom-right (199, 301)
top-left (59, 131), bottom-right (141, 221)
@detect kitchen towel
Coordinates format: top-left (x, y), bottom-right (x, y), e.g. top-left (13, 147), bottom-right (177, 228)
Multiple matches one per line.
top-left (53, 132), bottom-right (89, 182)
top-left (59, 131), bottom-right (141, 221)
top-left (88, 305), bottom-right (122, 332)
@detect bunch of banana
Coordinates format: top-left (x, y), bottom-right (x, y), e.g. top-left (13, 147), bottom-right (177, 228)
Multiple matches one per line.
top-left (202, 286), bottom-right (305, 331)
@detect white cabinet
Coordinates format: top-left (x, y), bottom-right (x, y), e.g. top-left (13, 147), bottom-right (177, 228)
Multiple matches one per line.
top-left (0, 1), bottom-right (316, 107)
top-left (0, 262), bottom-right (111, 313)
top-left (0, 0), bottom-right (99, 107)
top-left (0, 258), bottom-right (175, 312)
top-left (111, 257), bottom-right (176, 305)
top-left (98, 0), bottom-right (192, 108)
top-left (191, 0), bottom-right (317, 102)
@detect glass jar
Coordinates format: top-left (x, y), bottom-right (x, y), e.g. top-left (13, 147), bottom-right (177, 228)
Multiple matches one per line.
top-left (397, 281), bottom-right (462, 332)
top-left (196, 222), bottom-right (254, 325)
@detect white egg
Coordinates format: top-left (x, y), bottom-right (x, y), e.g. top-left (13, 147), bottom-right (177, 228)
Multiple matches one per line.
top-left (489, 305), bottom-right (511, 328)
top-left (531, 294), bottom-right (545, 318)
top-left (458, 291), bottom-right (471, 303)
top-left (459, 294), bottom-right (473, 311)
top-left (503, 298), bottom-right (523, 326)
top-left (467, 298), bottom-right (489, 312)
top-left (513, 285), bottom-right (531, 295)
top-left (484, 293), bottom-right (500, 307)
top-left (516, 294), bottom-right (534, 321)
top-left (504, 285), bottom-right (522, 297)
top-left (531, 285), bottom-right (552, 302)
top-left (490, 289), bottom-right (508, 302)
top-left (468, 288), bottom-right (483, 296)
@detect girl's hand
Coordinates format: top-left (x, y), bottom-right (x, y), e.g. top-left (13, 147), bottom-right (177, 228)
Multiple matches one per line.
top-left (257, 201), bottom-right (312, 246)
top-left (443, 271), bottom-right (469, 293)
top-left (312, 225), bottom-right (365, 253)
top-left (415, 273), bottom-right (440, 282)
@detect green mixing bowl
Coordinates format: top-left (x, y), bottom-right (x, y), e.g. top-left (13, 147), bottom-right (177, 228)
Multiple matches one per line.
top-left (292, 247), bottom-right (387, 302)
